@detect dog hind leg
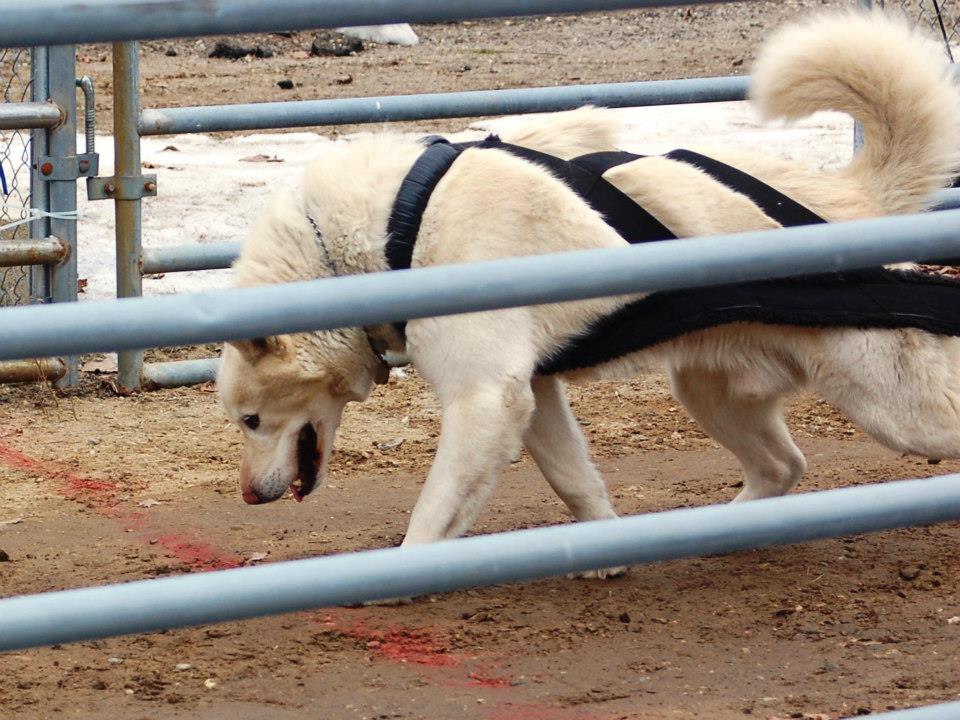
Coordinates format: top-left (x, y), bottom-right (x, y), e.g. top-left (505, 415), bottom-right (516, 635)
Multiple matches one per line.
top-left (671, 366), bottom-right (807, 502)
top-left (810, 330), bottom-right (960, 460)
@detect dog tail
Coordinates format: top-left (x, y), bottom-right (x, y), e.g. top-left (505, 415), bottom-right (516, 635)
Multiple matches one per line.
top-left (750, 10), bottom-right (960, 214)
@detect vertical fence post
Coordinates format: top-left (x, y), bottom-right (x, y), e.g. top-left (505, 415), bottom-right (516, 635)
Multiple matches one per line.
top-left (46, 45), bottom-right (80, 388)
top-left (29, 47), bottom-right (51, 305)
top-left (112, 42), bottom-right (143, 392)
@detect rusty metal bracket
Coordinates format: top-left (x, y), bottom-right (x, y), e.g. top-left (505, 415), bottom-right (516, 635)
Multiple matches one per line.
top-left (87, 173), bottom-right (157, 201)
top-left (35, 152), bottom-right (99, 181)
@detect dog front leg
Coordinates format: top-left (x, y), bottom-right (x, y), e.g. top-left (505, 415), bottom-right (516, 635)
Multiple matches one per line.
top-left (402, 379), bottom-right (535, 546)
top-left (525, 375), bottom-right (618, 522)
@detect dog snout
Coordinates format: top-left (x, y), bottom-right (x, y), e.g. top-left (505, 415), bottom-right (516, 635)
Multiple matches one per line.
top-left (242, 488), bottom-right (263, 505)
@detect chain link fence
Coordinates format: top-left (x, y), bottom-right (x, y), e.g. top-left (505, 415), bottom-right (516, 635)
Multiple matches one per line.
top-left (0, 49), bottom-right (33, 307)
top-left (878, 0), bottom-right (958, 60)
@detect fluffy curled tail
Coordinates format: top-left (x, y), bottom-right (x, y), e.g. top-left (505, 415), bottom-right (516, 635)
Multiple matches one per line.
top-left (750, 10), bottom-right (960, 214)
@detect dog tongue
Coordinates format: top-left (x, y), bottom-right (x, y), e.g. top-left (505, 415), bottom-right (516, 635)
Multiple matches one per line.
top-left (291, 480), bottom-right (305, 503)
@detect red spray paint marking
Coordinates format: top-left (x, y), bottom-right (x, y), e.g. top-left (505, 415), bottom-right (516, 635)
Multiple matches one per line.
top-left (0, 442), bottom-right (118, 502)
top-left (0, 439), bottom-right (240, 570)
top-left (309, 612), bottom-right (459, 667)
top-left (0, 438), bottom-right (601, 720)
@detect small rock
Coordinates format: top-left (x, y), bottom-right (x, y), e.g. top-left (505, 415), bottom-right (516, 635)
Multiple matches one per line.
top-left (310, 31), bottom-right (363, 57)
top-left (377, 438), bottom-right (405, 451)
top-left (277, 79), bottom-right (294, 90)
top-left (175, 662), bottom-right (192, 671)
top-left (333, 74), bottom-right (353, 85)
top-left (0, 550), bottom-right (9, 562)
top-left (899, 565), bottom-right (922, 581)
top-left (90, 679), bottom-right (108, 690)
top-left (204, 678), bottom-right (217, 690)
top-left (947, 616), bottom-right (960, 625)
top-left (164, 47), bottom-right (177, 57)
top-left (107, 657), bottom-right (123, 665)
top-left (618, 612), bottom-right (631, 623)
top-left (209, 41), bottom-right (273, 60)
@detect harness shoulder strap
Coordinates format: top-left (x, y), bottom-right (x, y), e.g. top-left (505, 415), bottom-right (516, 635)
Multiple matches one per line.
top-left (665, 149), bottom-right (827, 227)
top-left (386, 139), bottom-right (464, 272)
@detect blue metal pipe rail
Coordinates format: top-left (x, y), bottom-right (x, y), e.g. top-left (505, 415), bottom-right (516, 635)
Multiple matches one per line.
top-left (1, 472), bottom-right (959, 652)
top-left (133, 189), bottom-right (960, 276)
top-left (1, 209), bottom-right (959, 361)
top-left (139, 75), bottom-right (750, 135)
top-left (3, 0), bottom-right (733, 47)
top-left (866, 703), bottom-right (960, 720)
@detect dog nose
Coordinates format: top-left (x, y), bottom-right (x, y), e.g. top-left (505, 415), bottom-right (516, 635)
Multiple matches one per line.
top-left (242, 488), bottom-right (262, 505)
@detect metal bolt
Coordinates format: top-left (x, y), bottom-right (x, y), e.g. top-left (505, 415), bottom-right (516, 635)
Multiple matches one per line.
top-left (40, 162), bottom-right (54, 176)
top-left (104, 183), bottom-right (115, 195)
top-left (78, 159), bottom-right (90, 173)
top-left (144, 181), bottom-right (156, 193)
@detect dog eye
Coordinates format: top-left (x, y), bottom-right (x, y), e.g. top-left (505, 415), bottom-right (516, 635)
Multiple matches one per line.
top-left (241, 414), bottom-right (260, 430)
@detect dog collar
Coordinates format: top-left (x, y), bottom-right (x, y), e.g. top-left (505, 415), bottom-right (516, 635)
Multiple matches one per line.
top-left (306, 213), bottom-right (391, 385)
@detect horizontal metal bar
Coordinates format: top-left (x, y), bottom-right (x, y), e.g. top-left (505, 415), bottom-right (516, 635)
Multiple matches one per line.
top-left (140, 76), bottom-right (749, 135)
top-left (0, 101), bottom-right (63, 130)
top-left (859, 703), bottom-right (960, 720)
top-left (0, 210), bottom-right (959, 362)
top-left (142, 357), bottom-right (219, 387)
top-left (1, 472), bottom-right (960, 651)
top-left (136, 195), bottom-right (960, 275)
top-left (932, 188), bottom-right (960, 211)
top-left (0, 358), bottom-right (66, 384)
top-left (3, 0), bottom-right (731, 48)
top-left (140, 242), bottom-right (240, 274)
top-left (137, 62), bottom-right (960, 135)
top-left (0, 236), bottom-right (68, 267)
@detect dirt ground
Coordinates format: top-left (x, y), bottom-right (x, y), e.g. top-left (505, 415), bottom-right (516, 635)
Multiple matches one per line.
top-left (77, 0), bottom-right (844, 136)
top-left (3, 2), bottom-right (960, 719)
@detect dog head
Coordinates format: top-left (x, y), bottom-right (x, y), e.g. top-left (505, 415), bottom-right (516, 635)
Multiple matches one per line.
top-left (218, 329), bottom-right (381, 505)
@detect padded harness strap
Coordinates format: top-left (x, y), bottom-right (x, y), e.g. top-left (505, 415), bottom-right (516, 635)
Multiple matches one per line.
top-left (664, 149), bottom-right (827, 228)
top-left (535, 270), bottom-right (960, 375)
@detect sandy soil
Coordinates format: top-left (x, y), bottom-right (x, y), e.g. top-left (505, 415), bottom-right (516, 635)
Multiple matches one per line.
top-left (3, 2), bottom-right (960, 719)
top-left (1, 373), bottom-right (959, 720)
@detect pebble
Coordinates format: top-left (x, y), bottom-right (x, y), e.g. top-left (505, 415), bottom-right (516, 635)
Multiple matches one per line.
top-left (277, 79), bottom-right (294, 90)
top-left (175, 662), bottom-right (192, 671)
top-left (899, 565), bottom-right (923, 581)
top-left (0, 550), bottom-right (9, 562)
top-left (204, 678), bottom-right (218, 689)
top-left (311, 31), bottom-right (363, 57)
top-left (947, 616), bottom-right (960, 625)
top-left (107, 657), bottom-right (123, 665)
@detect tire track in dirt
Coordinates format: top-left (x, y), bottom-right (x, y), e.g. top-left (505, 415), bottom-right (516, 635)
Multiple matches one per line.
top-left (0, 437), bottom-right (618, 719)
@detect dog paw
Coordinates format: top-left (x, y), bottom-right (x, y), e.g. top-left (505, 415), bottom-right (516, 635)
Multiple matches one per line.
top-left (569, 566), bottom-right (628, 580)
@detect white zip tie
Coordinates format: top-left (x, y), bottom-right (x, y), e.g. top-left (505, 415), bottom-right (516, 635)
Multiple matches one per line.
top-left (0, 205), bottom-right (80, 235)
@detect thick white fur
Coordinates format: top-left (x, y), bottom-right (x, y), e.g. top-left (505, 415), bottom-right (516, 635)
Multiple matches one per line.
top-left (219, 12), bottom-right (960, 552)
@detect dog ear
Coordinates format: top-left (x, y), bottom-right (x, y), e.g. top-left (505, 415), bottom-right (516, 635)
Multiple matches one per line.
top-left (228, 335), bottom-right (290, 364)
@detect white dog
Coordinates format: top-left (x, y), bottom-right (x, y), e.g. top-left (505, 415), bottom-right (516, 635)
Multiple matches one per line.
top-left (219, 11), bottom-right (960, 551)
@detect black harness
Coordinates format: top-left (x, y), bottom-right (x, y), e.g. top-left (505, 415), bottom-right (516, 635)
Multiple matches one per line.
top-left (385, 136), bottom-right (960, 375)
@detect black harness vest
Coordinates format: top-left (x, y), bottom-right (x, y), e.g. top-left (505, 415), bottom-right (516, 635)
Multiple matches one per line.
top-left (385, 136), bottom-right (960, 375)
